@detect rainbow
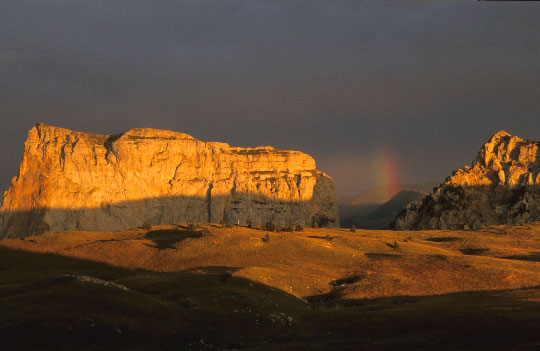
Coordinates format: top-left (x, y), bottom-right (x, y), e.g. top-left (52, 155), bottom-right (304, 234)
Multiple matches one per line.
top-left (372, 147), bottom-right (401, 203)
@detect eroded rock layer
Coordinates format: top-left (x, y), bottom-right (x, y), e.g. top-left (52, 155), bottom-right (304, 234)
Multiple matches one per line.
top-left (394, 131), bottom-right (540, 230)
top-left (1, 124), bottom-right (338, 238)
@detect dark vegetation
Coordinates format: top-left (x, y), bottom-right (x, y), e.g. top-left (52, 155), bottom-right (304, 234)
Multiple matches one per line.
top-left (262, 222), bottom-right (303, 233)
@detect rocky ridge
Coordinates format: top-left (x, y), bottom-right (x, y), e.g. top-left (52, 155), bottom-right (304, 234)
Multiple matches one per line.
top-left (0, 124), bottom-right (338, 238)
top-left (394, 131), bottom-right (540, 230)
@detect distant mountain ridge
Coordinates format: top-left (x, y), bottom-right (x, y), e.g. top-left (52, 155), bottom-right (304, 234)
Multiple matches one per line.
top-left (339, 181), bottom-right (437, 228)
top-left (339, 181), bottom-right (438, 206)
top-left (341, 190), bottom-right (426, 229)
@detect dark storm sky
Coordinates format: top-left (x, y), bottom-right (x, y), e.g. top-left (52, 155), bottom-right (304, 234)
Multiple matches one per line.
top-left (1, 1), bottom-right (540, 197)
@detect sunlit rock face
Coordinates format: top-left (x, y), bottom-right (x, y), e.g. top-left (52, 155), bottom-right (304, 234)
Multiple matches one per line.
top-left (394, 131), bottom-right (540, 230)
top-left (0, 123), bottom-right (338, 238)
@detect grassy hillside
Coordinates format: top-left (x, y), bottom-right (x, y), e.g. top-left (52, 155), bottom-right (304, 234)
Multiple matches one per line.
top-left (3, 223), bottom-right (540, 349)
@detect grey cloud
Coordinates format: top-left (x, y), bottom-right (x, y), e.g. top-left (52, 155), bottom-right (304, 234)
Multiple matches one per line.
top-left (1, 1), bottom-right (540, 196)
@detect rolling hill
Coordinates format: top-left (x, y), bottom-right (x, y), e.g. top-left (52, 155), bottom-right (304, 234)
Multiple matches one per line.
top-left (3, 223), bottom-right (540, 349)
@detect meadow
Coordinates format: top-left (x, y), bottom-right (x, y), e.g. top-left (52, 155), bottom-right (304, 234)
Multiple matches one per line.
top-left (2, 223), bottom-right (540, 349)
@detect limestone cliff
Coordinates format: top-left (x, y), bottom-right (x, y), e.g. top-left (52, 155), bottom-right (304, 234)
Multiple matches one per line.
top-left (1, 124), bottom-right (338, 238)
top-left (394, 131), bottom-right (540, 230)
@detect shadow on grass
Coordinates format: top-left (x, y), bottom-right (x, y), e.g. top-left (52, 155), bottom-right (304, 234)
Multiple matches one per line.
top-left (306, 276), bottom-right (540, 339)
top-left (303, 275), bottom-right (540, 350)
top-left (384, 241), bottom-right (400, 249)
top-left (187, 266), bottom-right (242, 275)
top-left (365, 253), bottom-right (403, 259)
top-left (330, 275), bottom-right (363, 287)
top-left (460, 247), bottom-right (490, 255)
top-left (5, 245), bottom-right (540, 350)
top-left (305, 287), bottom-right (345, 304)
top-left (425, 237), bottom-right (463, 242)
top-left (501, 252), bottom-right (540, 262)
top-left (0, 246), bottom-right (304, 350)
top-left (307, 235), bottom-right (335, 241)
top-left (144, 228), bottom-right (204, 250)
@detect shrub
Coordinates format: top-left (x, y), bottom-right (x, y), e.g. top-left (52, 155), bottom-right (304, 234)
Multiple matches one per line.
top-left (143, 221), bottom-right (152, 230)
top-left (265, 222), bottom-right (276, 231)
top-left (295, 224), bottom-right (303, 232)
top-left (285, 226), bottom-right (294, 232)
top-left (350, 225), bottom-right (356, 233)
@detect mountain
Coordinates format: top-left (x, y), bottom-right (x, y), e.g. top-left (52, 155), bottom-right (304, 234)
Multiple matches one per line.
top-left (0, 123), bottom-right (338, 238)
top-left (339, 181), bottom-right (437, 207)
top-left (341, 190), bottom-right (426, 229)
top-left (395, 131), bottom-right (540, 230)
top-left (339, 181), bottom-right (436, 219)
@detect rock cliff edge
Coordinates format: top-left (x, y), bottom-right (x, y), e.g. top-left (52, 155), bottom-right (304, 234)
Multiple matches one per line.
top-left (394, 131), bottom-right (540, 230)
top-left (1, 124), bottom-right (338, 238)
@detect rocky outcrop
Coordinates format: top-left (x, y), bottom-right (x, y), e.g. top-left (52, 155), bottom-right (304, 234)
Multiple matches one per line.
top-left (1, 124), bottom-right (338, 238)
top-left (394, 131), bottom-right (540, 230)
